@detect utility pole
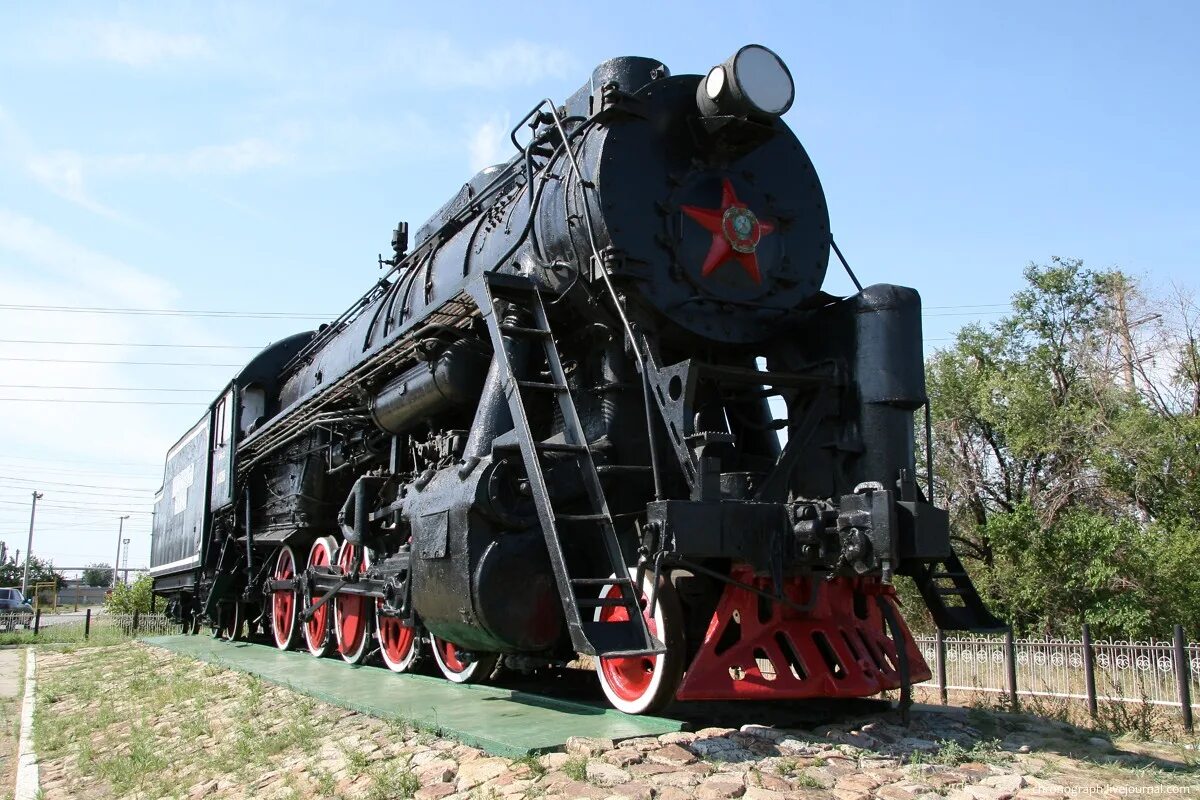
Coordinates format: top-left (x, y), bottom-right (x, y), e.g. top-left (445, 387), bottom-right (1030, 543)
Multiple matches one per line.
top-left (113, 515), bottom-right (129, 589)
top-left (21, 491), bottom-right (43, 597)
top-left (121, 538), bottom-right (130, 585)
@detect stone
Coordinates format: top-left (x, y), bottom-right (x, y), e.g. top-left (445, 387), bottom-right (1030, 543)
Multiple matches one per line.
top-left (896, 738), bottom-right (941, 754)
top-left (690, 736), bottom-right (740, 756)
top-left (411, 749), bottom-right (450, 767)
top-left (877, 784), bottom-right (925, 800)
top-left (188, 780), bottom-right (218, 799)
top-left (982, 774), bottom-right (1027, 793)
top-left (778, 737), bottom-right (822, 755)
top-left (801, 767), bottom-right (838, 789)
top-left (658, 731), bottom-right (697, 745)
top-left (749, 772), bottom-right (791, 791)
top-left (415, 759), bottom-right (458, 784)
top-left (540, 752), bottom-right (570, 770)
top-left (650, 769), bottom-right (704, 788)
top-left (738, 724), bottom-right (787, 743)
top-left (963, 786), bottom-right (1010, 800)
top-left (656, 788), bottom-right (698, 800)
top-left (629, 762), bottom-right (676, 778)
top-left (414, 785), bottom-right (457, 800)
top-left (647, 744), bottom-right (698, 766)
top-left (743, 788), bottom-right (789, 800)
top-left (586, 761), bottom-right (632, 787)
top-left (617, 737), bottom-right (660, 751)
top-left (696, 727), bottom-right (738, 738)
top-left (543, 778), bottom-right (610, 799)
top-left (1087, 737), bottom-right (1112, 752)
top-left (568, 737), bottom-right (616, 757)
top-left (602, 749), bottom-right (643, 767)
top-left (835, 773), bottom-right (881, 793)
top-left (606, 781), bottom-right (655, 800)
top-left (696, 773), bottom-right (747, 799)
top-left (455, 757), bottom-right (509, 791)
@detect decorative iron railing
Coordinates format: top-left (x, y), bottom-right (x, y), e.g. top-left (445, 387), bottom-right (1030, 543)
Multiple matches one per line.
top-left (914, 628), bottom-right (1198, 731)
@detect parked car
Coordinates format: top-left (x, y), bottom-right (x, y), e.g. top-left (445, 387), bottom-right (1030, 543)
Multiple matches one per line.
top-left (0, 587), bottom-right (34, 631)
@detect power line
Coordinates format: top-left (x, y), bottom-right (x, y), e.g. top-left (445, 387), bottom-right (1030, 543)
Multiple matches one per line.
top-left (0, 398), bottom-right (206, 406)
top-left (0, 302), bottom-right (330, 320)
top-left (0, 357), bottom-right (242, 367)
top-left (0, 384), bottom-right (218, 393)
top-left (0, 499), bottom-right (151, 513)
top-left (0, 339), bottom-right (262, 349)
top-left (0, 455), bottom-right (160, 467)
top-left (0, 475), bottom-right (152, 492)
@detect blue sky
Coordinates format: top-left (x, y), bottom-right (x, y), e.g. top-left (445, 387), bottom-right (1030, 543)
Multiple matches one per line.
top-left (0, 1), bottom-right (1196, 569)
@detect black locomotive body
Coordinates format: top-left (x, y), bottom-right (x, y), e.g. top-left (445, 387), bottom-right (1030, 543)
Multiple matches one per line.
top-left (151, 45), bottom-right (1000, 713)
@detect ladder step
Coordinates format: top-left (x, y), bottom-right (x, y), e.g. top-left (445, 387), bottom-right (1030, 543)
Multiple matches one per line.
top-left (577, 597), bottom-right (636, 608)
top-left (598, 647), bottom-right (666, 659)
top-left (517, 380), bottom-right (569, 392)
top-left (556, 513), bottom-right (608, 522)
top-left (935, 587), bottom-right (970, 596)
top-left (499, 324), bottom-right (553, 338)
top-left (535, 442), bottom-right (589, 453)
top-left (571, 577), bottom-right (634, 586)
top-left (583, 620), bottom-right (663, 655)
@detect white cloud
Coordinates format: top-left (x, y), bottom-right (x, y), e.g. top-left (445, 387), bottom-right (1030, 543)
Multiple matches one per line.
top-left (1, 103), bottom-right (290, 217)
top-left (24, 151), bottom-right (126, 220)
top-left (43, 21), bottom-right (210, 67)
top-left (0, 211), bottom-right (225, 564)
top-left (86, 138), bottom-right (291, 177)
top-left (467, 115), bottom-right (511, 173)
top-left (380, 36), bottom-right (573, 89)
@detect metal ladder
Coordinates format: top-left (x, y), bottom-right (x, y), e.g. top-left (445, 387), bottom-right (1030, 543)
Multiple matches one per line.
top-left (478, 274), bottom-right (663, 658)
top-left (913, 552), bottom-right (1005, 632)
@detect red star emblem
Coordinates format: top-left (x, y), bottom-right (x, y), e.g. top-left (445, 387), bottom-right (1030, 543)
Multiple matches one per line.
top-left (681, 178), bottom-right (775, 285)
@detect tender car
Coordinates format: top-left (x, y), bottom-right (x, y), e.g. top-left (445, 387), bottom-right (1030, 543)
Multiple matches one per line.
top-left (0, 588), bottom-right (34, 630)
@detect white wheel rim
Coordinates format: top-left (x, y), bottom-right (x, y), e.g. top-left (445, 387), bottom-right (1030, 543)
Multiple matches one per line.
top-left (376, 603), bottom-right (419, 673)
top-left (334, 542), bottom-right (372, 663)
top-left (304, 536), bottom-right (337, 657)
top-left (594, 570), bottom-right (669, 715)
top-left (430, 636), bottom-right (484, 683)
top-left (271, 545), bottom-right (299, 650)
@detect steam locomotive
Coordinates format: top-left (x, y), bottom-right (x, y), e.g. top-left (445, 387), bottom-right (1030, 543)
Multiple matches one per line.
top-left (150, 45), bottom-right (1001, 714)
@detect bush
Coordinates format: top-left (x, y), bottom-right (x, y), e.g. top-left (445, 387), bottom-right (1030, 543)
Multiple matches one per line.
top-left (105, 576), bottom-right (154, 614)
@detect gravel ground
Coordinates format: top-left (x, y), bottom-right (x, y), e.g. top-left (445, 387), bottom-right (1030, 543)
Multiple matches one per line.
top-left (28, 644), bottom-right (1200, 800)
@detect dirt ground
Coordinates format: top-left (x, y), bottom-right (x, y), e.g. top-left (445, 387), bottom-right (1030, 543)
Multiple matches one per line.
top-left (25, 644), bottom-right (1200, 800)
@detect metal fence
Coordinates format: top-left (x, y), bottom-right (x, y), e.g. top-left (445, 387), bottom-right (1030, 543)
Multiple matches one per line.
top-left (914, 625), bottom-right (1198, 731)
top-left (0, 609), bottom-right (176, 642)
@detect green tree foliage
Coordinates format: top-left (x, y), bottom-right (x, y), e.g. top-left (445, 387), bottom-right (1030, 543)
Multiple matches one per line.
top-left (0, 555), bottom-right (64, 593)
top-left (926, 258), bottom-right (1200, 640)
top-left (104, 575), bottom-right (154, 614)
top-left (81, 563), bottom-right (114, 587)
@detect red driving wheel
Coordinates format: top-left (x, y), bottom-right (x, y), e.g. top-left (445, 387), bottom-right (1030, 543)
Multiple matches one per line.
top-left (271, 545), bottom-right (299, 650)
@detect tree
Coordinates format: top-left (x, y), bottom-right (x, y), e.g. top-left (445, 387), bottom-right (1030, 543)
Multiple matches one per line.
top-left (925, 259), bottom-right (1200, 639)
top-left (104, 575), bottom-right (153, 614)
top-left (0, 555), bottom-right (64, 593)
top-left (81, 563), bottom-right (114, 587)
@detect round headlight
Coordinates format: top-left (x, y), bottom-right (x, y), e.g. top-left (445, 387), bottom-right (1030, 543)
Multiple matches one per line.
top-left (733, 45), bottom-right (794, 115)
top-left (696, 44), bottom-right (795, 120)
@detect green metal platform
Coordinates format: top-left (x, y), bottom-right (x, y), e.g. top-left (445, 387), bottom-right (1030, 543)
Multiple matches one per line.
top-left (142, 636), bottom-right (681, 757)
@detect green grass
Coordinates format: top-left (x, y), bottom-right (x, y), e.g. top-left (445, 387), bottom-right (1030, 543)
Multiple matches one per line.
top-left (907, 738), bottom-right (1005, 768)
top-left (32, 645), bottom-right (337, 797)
top-left (365, 762), bottom-right (420, 800)
top-left (563, 754), bottom-right (589, 782)
top-left (514, 753), bottom-right (547, 778)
